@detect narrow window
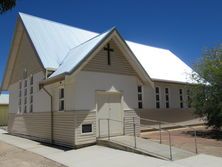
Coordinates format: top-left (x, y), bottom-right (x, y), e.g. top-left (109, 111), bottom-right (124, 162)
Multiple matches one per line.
top-left (138, 101), bottom-right (143, 109)
top-left (24, 97), bottom-right (27, 104)
top-left (19, 98), bottom-right (21, 105)
top-left (59, 88), bottom-right (65, 111)
top-left (165, 88), bottom-right (170, 108)
top-left (180, 102), bottom-right (183, 108)
top-left (187, 89), bottom-right (191, 108)
top-left (30, 95), bottom-right (33, 103)
top-left (166, 102), bottom-right (169, 108)
top-left (24, 105), bottom-right (27, 113)
top-left (30, 75), bottom-right (33, 85)
top-left (29, 104), bottom-right (33, 113)
top-left (137, 86), bottom-right (143, 109)
top-left (165, 88), bottom-right (169, 94)
top-left (29, 75), bottom-right (34, 113)
top-left (19, 81), bottom-right (22, 89)
top-left (30, 87), bottom-right (33, 94)
top-left (24, 88), bottom-right (27, 96)
top-left (179, 89), bottom-right (183, 108)
top-left (155, 87), bottom-right (159, 94)
top-left (82, 124), bottom-right (93, 134)
top-left (155, 87), bottom-right (160, 109)
top-left (60, 88), bottom-right (64, 99)
top-left (18, 106), bottom-right (21, 113)
top-left (24, 79), bottom-right (27, 88)
top-left (30, 95), bottom-right (33, 112)
top-left (156, 102), bottom-right (160, 108)
top-left (23, 68), bottom-right (27, 79)
top-left (18, 81), bottom-right (22, 113)
top-left (24, 86), bottom-right (27, 113)
top-left (156, 94), bottom-right (160, 101)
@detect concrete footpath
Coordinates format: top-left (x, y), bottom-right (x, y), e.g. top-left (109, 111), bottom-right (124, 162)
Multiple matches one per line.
top-left (0, 130), bottom-right (222, 167)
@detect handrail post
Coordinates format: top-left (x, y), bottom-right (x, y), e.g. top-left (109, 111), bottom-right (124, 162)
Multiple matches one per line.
top-left (98, 119), bottom-right (100, 138)
top-left (168, 131), bottom-right (173, 160)
top-left (123, 117), bottom-right (125, 135)
top-left (108, 118), bottom-right (110, 140)
top-left (133, 117), bottom-right (136, 148)
top-left (193, 128), bottom-right (198, 154)
top-left (159, 122), bottom-right (162, 144)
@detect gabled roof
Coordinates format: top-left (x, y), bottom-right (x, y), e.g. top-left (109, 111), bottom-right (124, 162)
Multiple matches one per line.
top-left (50, 28), bottom-right (114, 78)
top-left (4, 13), bottom-right (195, 86)
top-left (20, 12), bottom-right (97, 69)
top-left (127, 41), bottom-right (194, 83)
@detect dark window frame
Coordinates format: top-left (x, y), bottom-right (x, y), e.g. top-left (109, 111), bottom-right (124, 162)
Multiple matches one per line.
top-left (82, 124), bottom-right (93, 134)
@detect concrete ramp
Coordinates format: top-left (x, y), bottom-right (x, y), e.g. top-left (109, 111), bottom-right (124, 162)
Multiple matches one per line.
top-left (97, 136), bottom-right (194, 161)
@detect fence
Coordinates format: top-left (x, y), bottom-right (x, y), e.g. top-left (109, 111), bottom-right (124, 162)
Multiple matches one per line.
top-left (98, 117), bottom-right (198, 160)
top-left (140, 117), bottom-right (198, 154)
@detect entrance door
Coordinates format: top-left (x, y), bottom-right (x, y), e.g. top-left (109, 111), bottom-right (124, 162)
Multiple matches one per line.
top-left (96, 92), bottom-right (123, 137)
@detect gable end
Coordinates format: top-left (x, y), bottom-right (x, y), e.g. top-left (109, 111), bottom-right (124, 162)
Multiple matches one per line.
top-left (82, 39), bottom-right (137, 76)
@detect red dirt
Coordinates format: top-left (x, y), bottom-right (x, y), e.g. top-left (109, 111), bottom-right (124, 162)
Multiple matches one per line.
top-left (141, 126), bottom-right (222, 157)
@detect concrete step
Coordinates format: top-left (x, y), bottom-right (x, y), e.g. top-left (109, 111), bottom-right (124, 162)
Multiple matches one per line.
top-left (97, 136), bottom-right (194, 161)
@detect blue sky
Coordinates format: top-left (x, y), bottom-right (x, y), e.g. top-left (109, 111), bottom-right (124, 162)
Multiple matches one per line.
top-left (1, 0), bottom-right (222, 84)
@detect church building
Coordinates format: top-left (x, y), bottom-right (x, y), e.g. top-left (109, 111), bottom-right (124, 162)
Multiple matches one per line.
top-left (1, 13), bottom-right (195, 147)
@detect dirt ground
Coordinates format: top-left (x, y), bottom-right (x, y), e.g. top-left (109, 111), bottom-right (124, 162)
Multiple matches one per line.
top-left (141, 126), bottom-right (222, 157)
top-left (0, 141), bottom-right (66, 167)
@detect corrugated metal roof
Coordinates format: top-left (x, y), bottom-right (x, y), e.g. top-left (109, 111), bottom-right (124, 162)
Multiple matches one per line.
top-left (50, 28), bottom-right (114, 78)
top-left (20, 13), bottom-right (97, 69)
top-left (127, 41), bottom-right (195, 83)
top-left (0, 94), bottom-right (9, 105)
top-left (19, 13), bottom-right (195, 83)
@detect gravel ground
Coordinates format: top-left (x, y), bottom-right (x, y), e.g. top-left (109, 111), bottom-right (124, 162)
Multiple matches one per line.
top-left (0, 141), bottom-right (66, 167)
top-left (141, 126), bottom-right (222, 157)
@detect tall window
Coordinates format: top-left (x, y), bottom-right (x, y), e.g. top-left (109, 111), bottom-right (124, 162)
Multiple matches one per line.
top-left (29, 75), bottom-right (33, 113)
top-left (24, 79), bottom-right (27, 113)
top-left (155, 87), bottom-right (160, 109)
top-left (59, 88), bottom-right (64, 111)
top-left (138, 86), bottom-right (143, 109)
top-left (187, 89), bottom-right (191, 108)
top-left (179, 89), bottom-right (183, 108)
top-left (18, 81), bottom-right (22, 113)
top-left (165, 88), bottom-right (170, 108)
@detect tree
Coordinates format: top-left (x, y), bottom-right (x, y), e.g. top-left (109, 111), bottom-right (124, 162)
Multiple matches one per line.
top-left (191, 45), bottom-right (222, 130)
top-left (0, 0), bottom-right (16, 14)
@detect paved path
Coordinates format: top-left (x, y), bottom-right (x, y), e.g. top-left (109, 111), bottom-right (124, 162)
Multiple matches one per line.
top-left (99, 136), bottom-right (194, 160)
top-left (0, 130), bottom-right (222, 167)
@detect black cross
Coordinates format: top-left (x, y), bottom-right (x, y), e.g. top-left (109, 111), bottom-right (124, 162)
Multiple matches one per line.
top-left (104, 43), bottom-right (114, 65)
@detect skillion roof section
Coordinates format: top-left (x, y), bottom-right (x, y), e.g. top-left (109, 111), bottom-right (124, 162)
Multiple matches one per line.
top-left (19, 13), bottom-right (195, 83)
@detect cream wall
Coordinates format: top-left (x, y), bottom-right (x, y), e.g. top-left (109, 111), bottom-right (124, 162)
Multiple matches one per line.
top-left (8, 71), bottom-right (191, 113)
top-left (66, 71), bottom-right (139, 111)
top-left (143, 81), bottom-right (190, 109)
top-left (8, 71), bottom-right (50, 113)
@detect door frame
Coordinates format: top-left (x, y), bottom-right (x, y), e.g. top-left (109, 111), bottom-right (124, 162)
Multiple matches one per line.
top-left (95, 90), bottom-right (124, 138)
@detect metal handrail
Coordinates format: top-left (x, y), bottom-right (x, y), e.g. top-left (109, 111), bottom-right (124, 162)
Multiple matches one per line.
top-left (140, 117), bottom-right (198, 154)
top-left (99, 118), bottom-right (137, 148)
top-left (140, 123), bottom-right (173, 160)
top-left (99, 117), bottom-right (173, 160)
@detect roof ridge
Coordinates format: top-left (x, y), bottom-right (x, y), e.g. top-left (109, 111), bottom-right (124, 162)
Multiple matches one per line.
top-left (19, 13), bottom-right (170, 53)
top-left (19, 12), bottom-right (99, 35)
top-left (126, 40), bottom-right (170, 52)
